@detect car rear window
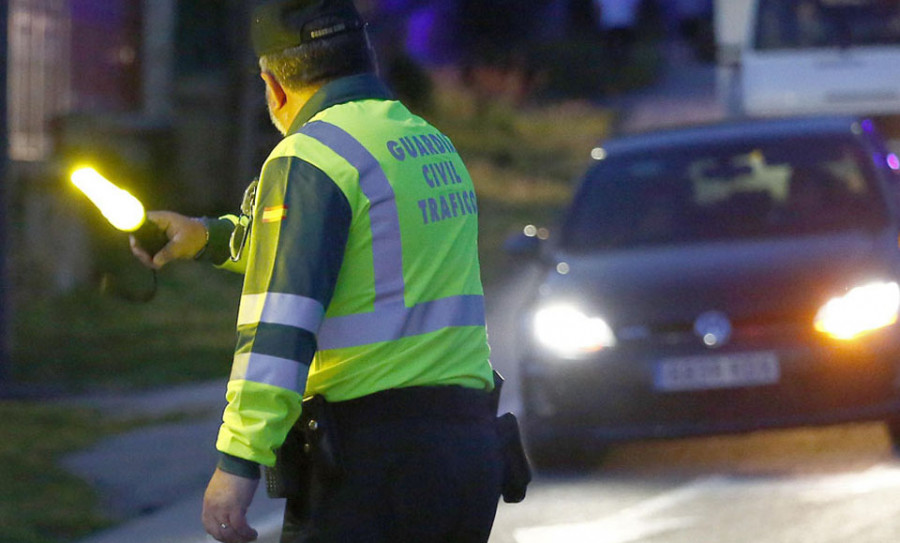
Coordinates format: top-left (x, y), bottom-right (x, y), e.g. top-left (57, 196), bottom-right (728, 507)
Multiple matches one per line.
top-left (754, 0), bottom-right (900, 50)
top-left (561, 135), bottom-right (890, 252)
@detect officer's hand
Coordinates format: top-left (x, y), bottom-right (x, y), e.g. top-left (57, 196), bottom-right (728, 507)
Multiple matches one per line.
top-left (202, 468), bottom-right (259, 543)
top-left (130, 211), bottom-right (207, 269)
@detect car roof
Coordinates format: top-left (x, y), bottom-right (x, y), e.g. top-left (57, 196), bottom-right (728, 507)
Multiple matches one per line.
top-left (597, 116), bottom-right (867, 156)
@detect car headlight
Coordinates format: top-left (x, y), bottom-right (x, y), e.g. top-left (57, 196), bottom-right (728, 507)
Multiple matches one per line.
top-left (532, 303), bottom-right (617, 357)
top-left (814, 281), bottom-right (900, 340)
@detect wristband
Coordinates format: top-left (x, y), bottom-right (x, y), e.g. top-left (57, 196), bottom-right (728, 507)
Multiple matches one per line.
top-left (192, 218), bottom-right (210, 260)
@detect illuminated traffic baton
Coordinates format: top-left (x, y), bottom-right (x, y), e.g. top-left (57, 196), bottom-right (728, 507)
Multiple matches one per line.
top-left (70, 166), bottom-right (169, 256)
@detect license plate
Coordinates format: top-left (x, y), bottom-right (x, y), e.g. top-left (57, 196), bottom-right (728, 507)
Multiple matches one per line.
top-left (654, 351), bottom-right (780, 392)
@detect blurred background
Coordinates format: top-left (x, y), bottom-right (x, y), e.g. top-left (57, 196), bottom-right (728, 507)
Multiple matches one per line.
top-left (1, 0), bottom-right (714, 393)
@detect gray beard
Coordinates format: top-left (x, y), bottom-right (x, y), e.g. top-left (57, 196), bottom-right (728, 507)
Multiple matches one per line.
top-left (266, 100), bottom-right (287, 136)
top-left (269, 107), bottom-right (287, 136)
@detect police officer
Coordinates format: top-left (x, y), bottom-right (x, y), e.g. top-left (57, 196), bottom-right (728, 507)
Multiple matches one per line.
top-left (131, 1), bottom-right (504, 542)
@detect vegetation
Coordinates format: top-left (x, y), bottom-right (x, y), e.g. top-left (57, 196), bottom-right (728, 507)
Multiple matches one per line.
top-left (0, 404), bottom-right (195, 543)
top-left (0, 404), bottom-right (110, 543)
top-left (12, 262), bottom-right (242, 390)
top-left (5, 262), bottom-right (241, 543)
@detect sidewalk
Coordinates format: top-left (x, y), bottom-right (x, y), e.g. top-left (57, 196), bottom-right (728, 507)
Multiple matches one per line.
top-left (62, 380), bottom-right (285, 543)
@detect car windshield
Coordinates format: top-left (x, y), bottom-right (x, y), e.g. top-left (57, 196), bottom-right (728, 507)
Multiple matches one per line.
top-left (561, 135), bottom-right (889, 252)
top-left (754, 0), bottom-right (900, 50)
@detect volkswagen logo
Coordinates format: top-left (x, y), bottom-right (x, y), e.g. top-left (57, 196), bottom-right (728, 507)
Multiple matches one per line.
top-left (694, 310), bottom-right (732, 348)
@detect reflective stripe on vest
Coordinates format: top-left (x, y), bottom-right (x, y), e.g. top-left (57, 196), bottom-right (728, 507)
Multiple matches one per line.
top-left (300, 120), bottom-right (486, 351)
top-left (237, 292), bottom-right (325, 333)
top-left (231, 352), bottom-right (309, 393)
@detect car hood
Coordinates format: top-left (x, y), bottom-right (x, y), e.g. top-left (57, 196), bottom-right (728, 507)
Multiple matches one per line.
top-left (540, 230), bottom-right (900, 327)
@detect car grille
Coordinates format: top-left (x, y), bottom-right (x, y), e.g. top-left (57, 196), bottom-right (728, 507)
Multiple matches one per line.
top-left (615, 313), bottom-right (811, 350)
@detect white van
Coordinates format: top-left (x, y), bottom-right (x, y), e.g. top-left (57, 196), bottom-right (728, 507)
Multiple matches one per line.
top-left (740, 0), bottom-right (900, 118)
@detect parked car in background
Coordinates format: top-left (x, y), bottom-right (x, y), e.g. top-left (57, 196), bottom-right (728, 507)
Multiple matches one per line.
top-left (740, 0), bottom-right (900, 119)
top-left (508, 116), bottom-right (900, 467)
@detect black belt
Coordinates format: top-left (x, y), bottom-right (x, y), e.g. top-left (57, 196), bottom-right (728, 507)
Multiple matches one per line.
top-left (328, 385), bottom-right (494, 426)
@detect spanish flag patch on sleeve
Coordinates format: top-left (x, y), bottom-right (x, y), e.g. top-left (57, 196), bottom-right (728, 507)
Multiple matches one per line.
top-left (262, 205), bottom-right (288, 223)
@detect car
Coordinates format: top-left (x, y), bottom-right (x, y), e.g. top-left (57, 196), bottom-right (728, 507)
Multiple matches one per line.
top-left (507, 116), bottom-right (900, 467)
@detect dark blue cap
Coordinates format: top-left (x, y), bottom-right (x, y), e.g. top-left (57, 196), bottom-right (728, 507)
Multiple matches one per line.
top-left (251, 0), bottom-right (365, 57)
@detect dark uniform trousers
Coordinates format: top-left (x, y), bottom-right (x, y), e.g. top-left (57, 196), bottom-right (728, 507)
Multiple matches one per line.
top-left (280, 386), bottom-right (504, 543)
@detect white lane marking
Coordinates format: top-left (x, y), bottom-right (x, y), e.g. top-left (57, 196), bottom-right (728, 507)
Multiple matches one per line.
top-left (513, 477), bottom-right (723, 543)
top-left (787, 464), bottom-right (900, 543)
top-left (512, 464), bottom-right (900, 543)
top-left (514, 516), bottom-right (695, 543)
top-left (797, 464), bottom-right (900, 503)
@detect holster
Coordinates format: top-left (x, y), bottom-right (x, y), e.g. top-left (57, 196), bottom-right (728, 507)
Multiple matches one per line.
top-left (492, 372), bottom-right (532, 504)
top-left (264, 420), bottom-right (308, 499)
top-left (264, 395), bottom-right (343, 500)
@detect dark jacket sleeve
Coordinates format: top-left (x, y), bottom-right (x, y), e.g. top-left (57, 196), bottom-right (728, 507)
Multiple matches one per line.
top-left (215, 156), bottom-right (352, 468)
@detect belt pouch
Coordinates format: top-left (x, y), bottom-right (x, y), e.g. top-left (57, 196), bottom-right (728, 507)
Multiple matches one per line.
top-left (497, 412), bottom-right (532, 503)
top-left (301, 395), bottom-right (344, 480)
top-left (265, 420), bottom-right (311, 499)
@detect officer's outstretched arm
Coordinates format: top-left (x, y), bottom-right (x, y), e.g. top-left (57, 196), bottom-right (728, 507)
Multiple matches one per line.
top-left (130, 210), bottom-right (208, 269)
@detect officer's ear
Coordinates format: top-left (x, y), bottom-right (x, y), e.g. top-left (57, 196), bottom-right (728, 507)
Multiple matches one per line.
top-left (261, 71), bottom-right (287, 111)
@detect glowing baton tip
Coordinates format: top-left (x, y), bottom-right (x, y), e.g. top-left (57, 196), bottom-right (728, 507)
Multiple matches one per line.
top-left (70, 166), bottom-right (146, 232)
